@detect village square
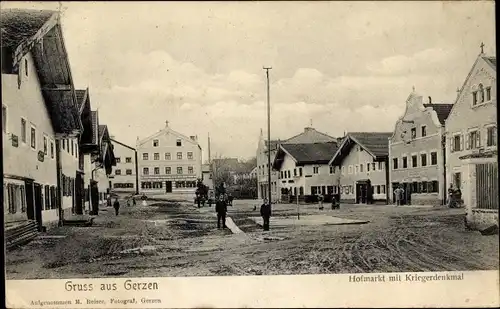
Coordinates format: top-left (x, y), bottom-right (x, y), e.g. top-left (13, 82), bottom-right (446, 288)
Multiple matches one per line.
top-left (2, 4), bottom-right (498, 278)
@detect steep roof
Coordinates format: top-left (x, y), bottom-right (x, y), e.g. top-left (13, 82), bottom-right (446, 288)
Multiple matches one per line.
top-left (1, 8), bottom-right (81, 136)
top-left (110, 138), bottom-right (135, 151)
top-left (423, 103), bottom-right (454, 125)
top-left (284, 127), bottom-right (336, 144)
top-left (329, 132), bottom-right (392, 165)
top-left (0, 9), bottom-right (54, 48)
top-left (75, 89), bottom-right (87, 111)
top-left (274, 141), bottom-right (338, 169)
top-left (484, 56), bottom-right (496, 69)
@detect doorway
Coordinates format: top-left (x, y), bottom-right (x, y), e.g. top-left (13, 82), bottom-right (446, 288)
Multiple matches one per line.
top-left (33, 183), bottom-right (43, 231)
top-left (75, 172), bottom-right (84, 215)
top-left (25, 180), bottom-right (34, 220)
top-left (165, 181), bottom-right (172, 193)
top-left (356, 180), bottom-right (371, 204)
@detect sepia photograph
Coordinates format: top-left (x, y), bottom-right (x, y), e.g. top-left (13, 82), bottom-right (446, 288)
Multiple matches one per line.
top-left (1, 1), bottom-right (498, 308)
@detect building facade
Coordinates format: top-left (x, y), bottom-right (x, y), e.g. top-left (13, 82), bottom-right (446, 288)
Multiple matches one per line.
top-left (445, 50), bottom-right (497, 228)
top-left (137, 122), bottom-right (202, 197)
top-left (389, 91), bottom-right (452, 206)
top-left (110, 138), bottom-right (138, 194)
top-left (256, 130), bottom-right (280, 202)
top-left (330, 132), bottom-right (392, 204)
top-left (273, 142), bottom-right (339, 202)
top-left (2, 9), bottom-right (83, 230)
top-left (201, 163), bottom-right (214, 190)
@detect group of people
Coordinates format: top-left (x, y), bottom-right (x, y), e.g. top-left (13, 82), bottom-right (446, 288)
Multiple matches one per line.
top-left (214, 195), bottom-right (271, 231)
top-left (393, 183), bottom-right (462, 208)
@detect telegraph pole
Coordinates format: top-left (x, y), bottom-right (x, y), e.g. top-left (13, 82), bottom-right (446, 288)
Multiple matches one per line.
top-left (264, 67), bottom-right (272, 204)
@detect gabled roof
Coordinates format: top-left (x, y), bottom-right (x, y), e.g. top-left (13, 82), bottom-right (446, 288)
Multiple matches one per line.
top-left (484, 56), bottom-right (496, 69)
top-left (273, 141), bottom-right (338, 169)
top-left (137, 124), bottom-right (200, 149)
top-left (423, 103), bottom-right (454, 125)
top-left (91, 111), bottom-right (99, 145)
top-left (329, 132), bottom-right (392, 165)
top-left (97, 124), bottom-right (116, 173)
top-left (1, 8), bottom-right (81, 136)
top-left (283, 127), bottom-right (336, 144)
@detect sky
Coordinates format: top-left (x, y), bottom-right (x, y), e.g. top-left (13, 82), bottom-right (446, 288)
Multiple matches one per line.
top-left (3, 1), bottom-right (496, 161)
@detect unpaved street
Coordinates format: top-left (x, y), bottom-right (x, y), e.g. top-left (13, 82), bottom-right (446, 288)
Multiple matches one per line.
top-left (5, 199), bottom-right (499, 279)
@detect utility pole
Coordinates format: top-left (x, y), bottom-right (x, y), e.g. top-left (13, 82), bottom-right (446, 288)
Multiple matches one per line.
top-left (264, 67), bottom-right (272, 205)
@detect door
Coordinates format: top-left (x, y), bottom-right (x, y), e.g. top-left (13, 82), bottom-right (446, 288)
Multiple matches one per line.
top-left (356, 183), bottom-right (368, 204)
top-left (33, 183), bottom-right (43, 231)
top-left (75, 173), bottom-right (84, 215)
top-left (25, 180), bottom-right (35, 220)
top-left (165, 181), bottom-right (172, 193)
top-left (90, 182), bottom-right (99, 215)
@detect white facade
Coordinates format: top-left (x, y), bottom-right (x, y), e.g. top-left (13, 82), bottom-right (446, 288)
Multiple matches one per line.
top-left (59, 136), bottom-right (80, 218)
top-left (137, 123), bottom-right (202, 197)
top-left (110, 139), bottom-right (137, 194)
top-left (2, 52), bottom-right (59, 225)
top-left (445, 53), bottom-right (497, 227)
top-left (256, 135), bottom-right (279, 202)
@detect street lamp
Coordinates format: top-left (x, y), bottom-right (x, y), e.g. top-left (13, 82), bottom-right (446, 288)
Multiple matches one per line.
top-left (263, 67), bottom-right (272, 205)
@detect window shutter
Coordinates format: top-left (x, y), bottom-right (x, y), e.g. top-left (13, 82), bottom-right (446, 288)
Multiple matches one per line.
top-left (465, 133), bottom-right (470, 150)
top-left (477, 130), bottom-right (481, 147)
top-left (450, 136), bottom-right (454, 153)
top-left (460, 134), bottom-right (464, 151)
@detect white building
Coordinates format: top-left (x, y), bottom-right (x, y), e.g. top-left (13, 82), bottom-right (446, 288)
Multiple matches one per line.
top-left (110, 138), bottom-right (138, 194)
top-left (445, 48), bottom-right (497, 229)
top-left (137, 121), bottom-right (202, 198)
top-left (2, 9), bottom-right (83, 229)
top-left (273, 141), bottom-right (339, 202)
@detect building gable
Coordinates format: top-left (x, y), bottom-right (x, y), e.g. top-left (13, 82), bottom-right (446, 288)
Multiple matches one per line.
top-left (446, 55), bottom-right (497, 130)
top-left (137, 125), bottom-right (199, 149)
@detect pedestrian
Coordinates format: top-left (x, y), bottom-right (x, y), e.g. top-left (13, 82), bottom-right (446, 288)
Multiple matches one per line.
top-left (132, 197), bottom-right (136, 206)
top-left (215, 195), bottom-right (227, 229)
top-left (113, 198), bottom-right (120, 216)
top-left (394, 186), bottom-right (404, 206)
top-left (318, 193), bottom-right (324, 210)
top-left (447, 183), bottom-right (455, 208)
top-left (260, 198), bottom-right (271, 231)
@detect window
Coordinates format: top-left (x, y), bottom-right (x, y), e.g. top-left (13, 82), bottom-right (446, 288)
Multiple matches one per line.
top-left (412, 155), bottom-right (418, 168)
top-left (381, 185), bottom-right (386, 194)
top-left (478, 84), bottom-right (485, 104)
top-left (50, 141), bottom-right (54, 159)
top-left (165, 153), bottom-right (171, 160)
top-left (329, 166), bottom-right (335, 174)
top-left (359, 164), bottom-right (363, 173)
top-left (378, 162), bottom-right (384, 170)
top-left (154, 153), bottom-right (160, 160)
top-left (66, 139), bottom-right (69, 152)
top-left (355, 165), bottom-right (359, 174)
top-left (421, 126), bottom-right (427, 137)
top-left (21, 118), bottom-right (26, 142)
top-left (294, 168), bottom-right (297, 177)
top-left (143, 167), bottom-right (149, 175)
top-left (143, 153), bottom-right (149, 160)
top-left (177, 167), bottom-right (183, 174)
top-left (453, 134), bottom-right (461, 152)
top-left (486, 87), bottom-right (492, 101)
top-left (177, 152), bottom-right (182, 160)
top-left (75, 143), bottom-right (78, 158)
top-left (299, 168), bottom-right (303, 176)
top-left (280, 171), bottom-right (284, 179)
top-left (116, 157), bottom-right (121, 163)
top-left (62, 138), bottom-right (65, 150)
top-left (187, 152), bottom-right (193, 160)
top-left (24, 58), bottom-right (28, 76)
top-left (43, 135), bottom-right (48, 155)
top-left (430, 152), bottom-right (438, 165)
top-left (153, 139), bottom-right (159, 147)
top-left (176, 139), bottom-right (182, 146)
top-left (487, 126), bottom-right (497, 146)
top-left (287, 170), bottom-right (291, 178)
top-left (341, 166), bottom-right (345, 175)
top-left (371, 163), bottom-right (376, 171)
top-left (313, 167), bottom-right (319, 174)
top-left (411, 128), bottom-right (417, 139)
top-left (152, 182), bottom-right (163, 189)
top-left (402, 157), bottom-right (408, 169)
top-left (348, 165), bottom-right (353, 174)
top-left (472, 91), bottom-right (477, 105)
top-left (467, 130), bottom-right (480, 149)
top-left (165, 167), bottom-right (171, 174)
top-left (154, 167), bottom-right (160, 175)
top-left (126, 157), bottom-right (132, 163)
top-left (393, 158), bottom-right (398, 170)
top-left (188, 166), bottom-right (194, 174)
top-left (115, 169), bottom-right (121, 175)
top-left (376, 185), bottom-right (381, 194)
top-left (30, 125), bottom-right (36, 149)
top-left (71, 139), bottom-right (74, 156)
top-left (421, 154), bottom-right (427, 167)
top-left (367, 162), bottom-right (370, 171)
top-left (1, 105), bottom-right (6, 133)
top-left (126, 169), bottom-right (132, 175)
top-left (44, 185), bottom-right (50, 210)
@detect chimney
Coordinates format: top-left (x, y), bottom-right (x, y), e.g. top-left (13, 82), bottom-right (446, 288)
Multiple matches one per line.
top-left (428, 96), bottom-right (432, 104)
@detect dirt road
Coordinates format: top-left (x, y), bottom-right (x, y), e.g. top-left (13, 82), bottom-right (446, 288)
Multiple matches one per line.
top-left (5, 199), bottom-right (498, 279)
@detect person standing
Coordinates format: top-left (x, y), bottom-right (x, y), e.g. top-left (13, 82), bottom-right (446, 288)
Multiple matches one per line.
top-left (394, 186), bottom-right (404, 206)
top-left (318, 193), bottom-right (324, 210)
top-left (132, 197), bottom-right (136, 206)
top-left (113, 198), bottom-right (120, 216)
top-left (215, 195), bottom-right (227, 229)
top-left (260, 199), bottom-right (271, 231)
